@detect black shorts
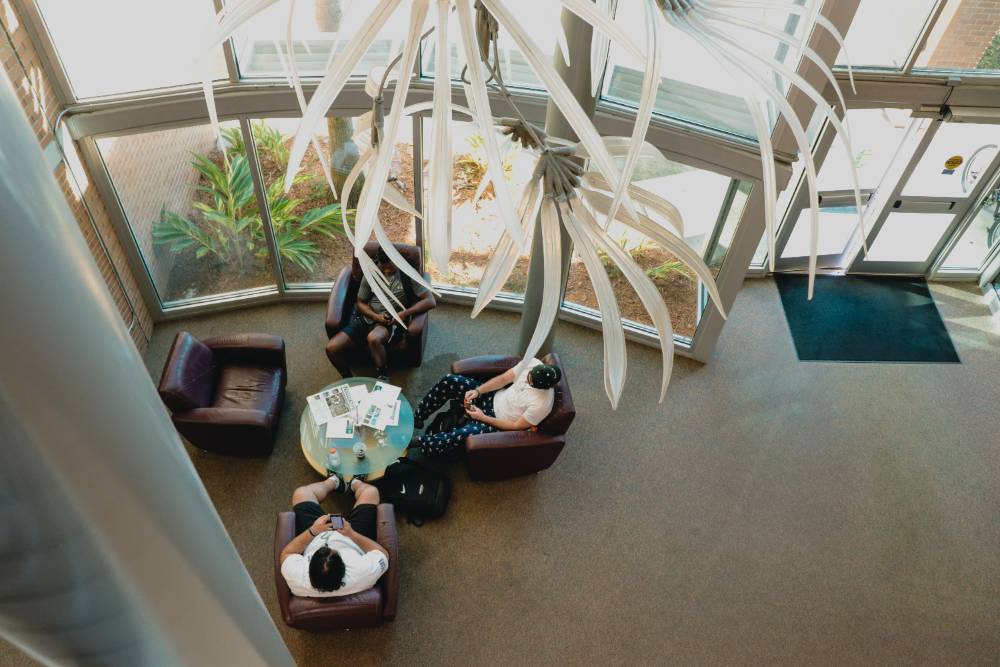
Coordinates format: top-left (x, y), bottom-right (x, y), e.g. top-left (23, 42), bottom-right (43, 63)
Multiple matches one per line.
top-left (341, 315), bottom-right (376, 347)
top-left (293, 501), bottom-right (378, 540)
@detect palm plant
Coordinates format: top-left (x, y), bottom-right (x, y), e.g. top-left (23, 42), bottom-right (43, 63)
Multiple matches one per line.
top-left (152, 152), bottom-right (343, 273)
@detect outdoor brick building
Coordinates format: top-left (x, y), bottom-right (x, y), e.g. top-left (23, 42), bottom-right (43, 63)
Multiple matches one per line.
top-left (1, 0), bottom-right (152, 352)
top-left (926, 0), bottom-right (1000, 68)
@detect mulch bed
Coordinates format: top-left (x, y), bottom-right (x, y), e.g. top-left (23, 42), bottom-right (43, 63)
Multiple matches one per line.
top-left (161, 141), bottom-right (698, 337)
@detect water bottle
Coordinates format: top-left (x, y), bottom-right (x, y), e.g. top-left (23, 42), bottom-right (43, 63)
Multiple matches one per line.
top-left (326, 448), bottom-right (340, 471)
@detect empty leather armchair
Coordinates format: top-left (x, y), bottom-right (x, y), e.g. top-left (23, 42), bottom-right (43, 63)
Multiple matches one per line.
top-left (450, 353), bottom-right (575, 481)
top-left (157, 332), bottom-right (286, 457)
top-left (273, 504), bottom-right (399, 630)
top-left (325, 241), bottom-right (432, 368)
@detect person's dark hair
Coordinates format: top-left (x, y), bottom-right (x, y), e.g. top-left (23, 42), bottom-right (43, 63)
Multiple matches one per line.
top-left (375, 247), bottom-right (392, 266)
top-left (527, 364), bottom-right (562, 389)
top-left (308, 547), bottom-right (346, 592)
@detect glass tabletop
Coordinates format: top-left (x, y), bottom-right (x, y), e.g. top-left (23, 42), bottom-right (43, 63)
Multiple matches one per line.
top-left (299, 377), bottom-right (414, 477)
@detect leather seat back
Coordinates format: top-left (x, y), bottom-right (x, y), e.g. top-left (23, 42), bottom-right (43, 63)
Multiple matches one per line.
top-left (537, 353), bottom-right (575, 436)
top-left (158, 332), bottom-right (216, 412)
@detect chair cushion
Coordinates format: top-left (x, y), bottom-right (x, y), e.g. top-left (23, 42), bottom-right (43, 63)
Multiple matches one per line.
top-left (158, 332), bottom-right (216, 412)
top-left (212, 365), bottom-right (284, 414)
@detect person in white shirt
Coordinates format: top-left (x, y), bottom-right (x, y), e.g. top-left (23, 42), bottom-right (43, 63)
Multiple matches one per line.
top-left (280, 474), bottom-right (389, 597)
top-left (410, 358), bottom-right (561, 458)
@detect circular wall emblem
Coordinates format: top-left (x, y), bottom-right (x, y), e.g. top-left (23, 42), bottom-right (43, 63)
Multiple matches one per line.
top-left (944, 155), bottom-right (964, 170)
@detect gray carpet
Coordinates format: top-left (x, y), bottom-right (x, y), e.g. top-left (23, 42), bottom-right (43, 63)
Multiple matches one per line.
top-left (4, 279), bottom-right (999, 665)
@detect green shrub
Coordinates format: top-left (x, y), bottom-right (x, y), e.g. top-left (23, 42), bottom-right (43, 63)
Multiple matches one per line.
top-left (152, 152), bottom-right (344, 274)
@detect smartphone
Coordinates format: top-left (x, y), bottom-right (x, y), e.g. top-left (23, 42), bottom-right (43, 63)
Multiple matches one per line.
top-left (328, 514), bottom-right (344, 530)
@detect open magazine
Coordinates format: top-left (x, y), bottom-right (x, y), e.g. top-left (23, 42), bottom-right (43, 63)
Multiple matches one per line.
top-left (308, 381), bottom-right (402, 440)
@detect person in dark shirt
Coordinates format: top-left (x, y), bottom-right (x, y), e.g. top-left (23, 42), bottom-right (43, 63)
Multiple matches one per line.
top-left (326, 248), bottom-right (435, 381)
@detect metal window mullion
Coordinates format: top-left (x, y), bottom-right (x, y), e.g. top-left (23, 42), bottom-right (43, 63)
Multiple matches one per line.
top-left (412, 112), bottom-right (424, 250)
top-left (240, 117), bottom-right (287, 294)
top-left (903, 0), bottom-right (949, 75)
top-left (7, 0), bottom-right (75, 104)
top-left (770, 0), bottom-right (860, 156)
top-left (688, 182), bottom-right (766, 363)
top-left (212, 0), bottom-right (242, 83)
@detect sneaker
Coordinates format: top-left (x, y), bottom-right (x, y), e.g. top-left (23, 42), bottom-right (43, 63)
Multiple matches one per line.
top-left (328, 471), bottom-right (351, 495)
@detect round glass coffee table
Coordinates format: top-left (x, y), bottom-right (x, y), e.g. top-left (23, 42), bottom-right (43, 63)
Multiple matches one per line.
top-left (300, 377), bottom-right (414, 479)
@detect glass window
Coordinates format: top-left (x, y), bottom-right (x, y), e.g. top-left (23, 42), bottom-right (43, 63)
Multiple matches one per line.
top-left (941, 180), bottom-right (1000, 270)
top-left (602, 2), bottom-right (808, 139)
top-left (419, 118), bottom-right (533, 297)
top-left (96, 123), bottom-right (276, 305)
top-left (249, 116), bottom-right (415, 286)
top-left (563, 150), bottom-right (741, 340)
top-left (420, 0), bottom-right (559, 89)
top-left (35, 0), bottom-right (226, 99)
top-left (706, 182), bottom-right (753, 275)
top-left (835, 0), bottom-right (938, 69)
top-left (817, 109), bottom-right (914, 192)
top-left (780, 206), bottom-right (859, 259)
top-left (902, 122), bottom-right (1000, 198)
top-left (866, 213), bottom-right (956, 263)
top-left (913, 2), bottom-right (1000, 73)
top-left (233, 0), bottom-right (410, 79)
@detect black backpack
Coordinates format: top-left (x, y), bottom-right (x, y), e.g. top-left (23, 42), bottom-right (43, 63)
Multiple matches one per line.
top-left (376, 457), bottom-right (450, 525)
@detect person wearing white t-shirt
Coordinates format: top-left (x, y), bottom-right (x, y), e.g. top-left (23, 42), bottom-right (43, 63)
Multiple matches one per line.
top-left (279, 474), bottom-right (389, 597)
top-left (410, 358), bottom-right (562, 458)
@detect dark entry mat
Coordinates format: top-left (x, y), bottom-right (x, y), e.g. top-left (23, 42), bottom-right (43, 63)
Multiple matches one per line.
top-left (774, 275), bottom-right (960, 363)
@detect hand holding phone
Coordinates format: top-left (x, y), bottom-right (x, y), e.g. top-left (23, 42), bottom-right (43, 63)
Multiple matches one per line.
top-left (328, 514), bottom-right (344, 530)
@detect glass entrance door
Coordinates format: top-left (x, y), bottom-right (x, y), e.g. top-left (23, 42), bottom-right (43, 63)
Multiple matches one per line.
top-left (774, 108), bottom-right (918, 272)
top-left (849, 121), bottom-right (1000, 275)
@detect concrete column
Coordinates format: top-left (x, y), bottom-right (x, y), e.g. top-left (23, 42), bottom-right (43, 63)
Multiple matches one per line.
top-left (0, 67), bottom-right (294, 667)
top-left (517, 2), bottom-right (598, 356)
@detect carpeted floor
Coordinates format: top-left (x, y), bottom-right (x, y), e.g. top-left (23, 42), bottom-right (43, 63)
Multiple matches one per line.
top-left (3, 279), bottom-right (999, 665)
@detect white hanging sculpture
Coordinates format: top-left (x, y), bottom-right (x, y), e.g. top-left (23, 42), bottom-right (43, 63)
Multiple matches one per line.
top-left (198, 0), bottom-right (859, 407)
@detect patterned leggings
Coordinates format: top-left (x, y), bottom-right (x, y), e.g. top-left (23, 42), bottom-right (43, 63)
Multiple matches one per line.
top-left (413, 374), bottom-right (499, 457)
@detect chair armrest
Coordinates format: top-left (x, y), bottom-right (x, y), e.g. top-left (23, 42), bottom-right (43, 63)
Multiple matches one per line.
top-left (274, 512), bottom-right (297, 623)
top-left (203, 334), bottom-right (286, 375)
top-left (465, 431), bottom-right (566, 481)
top-left (466, 429), bottom-right (560, 452)
top-left (172, 407), bottom-right (272, 429)
top-left (406, 310), bottom-right (429, 339)
top-left (375, 503), bottom-right (399, 621)
top-left (326, 267), bottom-right (354, 338)
top-left (451, 355), bottom-right (522, 378)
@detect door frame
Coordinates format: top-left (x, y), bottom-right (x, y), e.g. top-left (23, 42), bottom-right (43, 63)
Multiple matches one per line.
top-left (849, 117), bottom-right (1000, 276)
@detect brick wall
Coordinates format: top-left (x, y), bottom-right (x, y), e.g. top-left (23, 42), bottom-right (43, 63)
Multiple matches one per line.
top-left (925, 0), bottom-right (1000, 69)
top-left (100, 127), bottom-right (217, 292)
top-left (0, 0), bottom-right (153, 353)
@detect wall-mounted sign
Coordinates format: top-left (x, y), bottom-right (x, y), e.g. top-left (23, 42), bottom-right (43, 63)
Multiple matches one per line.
top-left (944, 155), bottom-right (964, 170)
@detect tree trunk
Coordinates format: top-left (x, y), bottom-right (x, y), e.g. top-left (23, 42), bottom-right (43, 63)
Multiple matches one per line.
top-left (313, 0), bottom-right (343, 33)
top-left (315, 1), bottom-right (363, 208)
top-left (327, 116), bottom-right (363, 208)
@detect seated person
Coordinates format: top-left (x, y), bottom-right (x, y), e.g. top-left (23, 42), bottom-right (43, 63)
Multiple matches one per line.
top-left (326, 248), bottom-right (436, 381)
top-left (280, 474), bottom-right (389, 598)
top-left (410, 358), bottom-right (562, 458)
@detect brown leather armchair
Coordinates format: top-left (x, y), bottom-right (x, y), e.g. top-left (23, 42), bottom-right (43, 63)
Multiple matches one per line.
top-left (273, 504), bottom-right (399, 630)
top-left (325, 241), bottom-right (432, 368)
top-left (157, 332), bottom-right (286, 457)
top-left (450, 353), bottom-right (575, 481)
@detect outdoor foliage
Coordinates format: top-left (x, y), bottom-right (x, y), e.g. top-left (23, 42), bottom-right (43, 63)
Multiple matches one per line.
top-left (599, 238), bottom-right (693, 282)
top-left (152, 151), bottom-right (344, 273)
